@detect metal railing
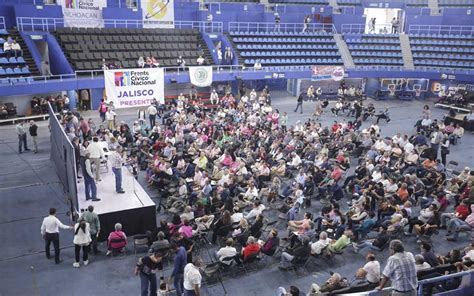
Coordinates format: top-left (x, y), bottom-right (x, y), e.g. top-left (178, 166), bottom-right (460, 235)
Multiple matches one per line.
top-left (408, 25), bottom-right (474, 36)
top-left (342, 23), bottom-right (400, 34)
top-left (0, 16), bottom-right (5, 31)
top-left (228, 22), bottom-right (336, 33)
top-left (16, 17), bottom-right (223, 33)
top-left (3, 63), bottom-right (474, 86)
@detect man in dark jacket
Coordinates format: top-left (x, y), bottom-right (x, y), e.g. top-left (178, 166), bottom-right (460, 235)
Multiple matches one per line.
top-left (29, 120), bottom-right (38, 153)
top-left (294, 93), bottom-right (304, 114)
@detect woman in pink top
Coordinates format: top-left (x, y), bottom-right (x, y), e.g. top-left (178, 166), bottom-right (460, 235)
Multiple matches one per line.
top-left (178, 219), bottom-right (193, 238)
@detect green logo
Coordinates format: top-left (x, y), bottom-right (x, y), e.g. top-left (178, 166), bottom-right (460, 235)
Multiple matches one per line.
top-left (194, 68), bottom-right (208, 84)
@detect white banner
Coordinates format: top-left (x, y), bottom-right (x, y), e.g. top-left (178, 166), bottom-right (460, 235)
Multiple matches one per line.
top-left (60, 0), bottom-right (107, 28)
top-left (104, 68), bottom-right (165, 109)
top-left (141, 0), bottom-right (175, 28)
top-left (189, 66), bottom-right (213, 87)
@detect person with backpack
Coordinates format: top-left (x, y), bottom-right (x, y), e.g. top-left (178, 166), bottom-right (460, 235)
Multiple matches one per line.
top-left (98, 98), bottom-right (107, 122)
top-left (72, 219), bottom-right (92, 268)
top-left (135, 252), bottom-right (164, 296)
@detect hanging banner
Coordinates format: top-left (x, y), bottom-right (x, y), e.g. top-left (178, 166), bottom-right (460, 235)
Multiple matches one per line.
top-left (104, 68), bottom-right (164, 108)
top-left (311, 65), bottom-right (345, 81)
top-left (189, 66), bottom-right (213, 87)
top-left (141, 0), bottom-right (175, 28)
top-left (60, 0), bottom-right (107, 28)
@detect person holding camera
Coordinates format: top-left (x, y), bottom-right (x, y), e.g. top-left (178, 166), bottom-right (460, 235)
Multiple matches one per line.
top-left (135, 252), bottom-right (164, 296)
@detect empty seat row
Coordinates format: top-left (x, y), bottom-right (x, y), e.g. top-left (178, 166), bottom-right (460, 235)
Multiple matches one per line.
top-left (346, 38), bottom-right (400, 44)
top-left (233, 37), bottom-right (335, 43)
top-left (351, 51), bottom-right (401, 57)
top-left (0, 66), bottom-right (30, 75)
top-left (236, 44), bottom-right (338, 50)
top-left (353, 58), bottom-right (403, 64)
top-left (241, 51), bottom-right (340, 57)
top-left (411, 46), bottom-right (474, 53)
top-left (244, 58), bottom-right (342, 65)
top-left (0, 57), bottom-right (25, 64)
top-left (410, 39), bottom-right (474, 46)
top-left (413, 53), bottom-right (474, 60)
top-left (409, 33), bottom-right (473, 39)
top-left (348, 44), bottom-right (400, 50)
top-left (56, 27), bottom-right (199, 36)
top-left (415, 59), bottom-right (474, 67)
top-left (229, 31), bottom-right (330, 36)
top-left (0, 76), bottom-right (33, 85)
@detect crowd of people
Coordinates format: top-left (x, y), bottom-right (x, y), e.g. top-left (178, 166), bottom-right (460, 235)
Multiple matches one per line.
top-left (40, 82), bottom-right (474, 296)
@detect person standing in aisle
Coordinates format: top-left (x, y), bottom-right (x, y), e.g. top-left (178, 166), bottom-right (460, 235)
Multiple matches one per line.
top-left (81, 205), bottom-right (101, 255)
top-left (98, 99), bottom-right (107, 122)
top-left (294, 93), bottom-right (304, 114)
top-left (109, 146), bottom-right (125, 194)
top-left (147, 103), bottom-right (158, 128)
top-left (135, 252), bottom-right (164, 296)
top-left (29, 120), bottom-right (38, 153)
top-left (183, 258), bottom-right (203, 296)
top-left (40, 207), bottom-right (73, 264)
top-left (16, 121), bottom-right (29, 153)
top-left (84, 153), bottom-right (100, 201)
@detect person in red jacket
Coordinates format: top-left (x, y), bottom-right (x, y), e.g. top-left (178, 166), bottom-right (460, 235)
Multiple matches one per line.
top-left (440, 200), bottom-right (470, 228)
top-left (240, 236), bottom-right (260, 262)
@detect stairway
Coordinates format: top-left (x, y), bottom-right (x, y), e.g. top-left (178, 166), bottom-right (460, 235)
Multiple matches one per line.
top-left (225, 33), bottom-right (244, 65)
top-left (399, 33), bottom-right (415, 70)
top-left (428, 0), bottom-right (441, 16)
top-left (197, 37), bottom-right (214, 65)
top-left (328, 0), bottom-right (341, 14)
top-left (333, 34), bottom-right (355, 68)
top-left (9, 30), bottom-right (40, 76)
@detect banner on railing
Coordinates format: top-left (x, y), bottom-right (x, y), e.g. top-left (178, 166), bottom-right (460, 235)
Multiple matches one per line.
top-left (311, 66), bottom-right (345, 82)
top-left (104, 68), bottom-right (164, 108)
top-left (141, 0), bottom-right (175, 28)
top-left (60, 0), bottom-right (107, 28)
top-left (189, 66), bottom-right (213, 87)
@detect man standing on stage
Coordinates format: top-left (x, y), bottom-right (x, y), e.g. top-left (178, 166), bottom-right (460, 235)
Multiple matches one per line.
top-left (86, 137), bottom-right (104, 182)
top-left (109, 146), bottom-right (125, 194)
top-left (84, 153), bottom-right (100, 201)
top-left (40, 207), bottom-right (73, 264)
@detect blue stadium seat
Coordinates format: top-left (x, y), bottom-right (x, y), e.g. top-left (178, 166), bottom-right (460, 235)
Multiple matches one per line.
top-left (21, 67), bottom-right (30, 74)
top-left (5, 67), bottom-right (13, 74)
top-left (17, 57), bottom-right (25, 63)
top-left (0, 68), bottom-right (4, 75)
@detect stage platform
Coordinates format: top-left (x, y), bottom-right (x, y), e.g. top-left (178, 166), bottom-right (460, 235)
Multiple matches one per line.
top-left (77, 165), bottom-right (156, 241)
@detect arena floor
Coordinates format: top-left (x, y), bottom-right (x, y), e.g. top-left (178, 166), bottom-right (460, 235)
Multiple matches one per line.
top-left (0, 93), bottom-right (472, 296)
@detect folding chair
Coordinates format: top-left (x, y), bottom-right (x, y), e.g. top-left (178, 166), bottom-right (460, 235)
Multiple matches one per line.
top-left (133, 234), bottom-right (149, 255)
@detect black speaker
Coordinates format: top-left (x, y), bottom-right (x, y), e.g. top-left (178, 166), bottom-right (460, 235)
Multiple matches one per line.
top-left (170, 78), bottom-right (177, 83)
top-left (236, 76), bottom-right (242, 80)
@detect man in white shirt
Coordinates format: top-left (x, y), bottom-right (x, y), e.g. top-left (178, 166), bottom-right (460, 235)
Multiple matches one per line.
top-left (215, 238), bottom-right (237, 262)
top-left (105, 108), bottom-right (116, 131)
top-left (109, 146), bottom-right (125, 194)
top-left (244, 201), bottom-right (265, 221)
top-left (184, 258), bottom-right (203, 296)
top-left (84, 153), bottom-right (100, 201)
top-left (147, 104), bottom-right (158, 128)
top-left (86, 137), bottom-right (105, 182)
top-left (310, 231), bottom-right (331, 255)
top-left (356, 253), bottom-right (381, 285)
top-left (196, 56), bottom-right (205, 65)
top-left (210, 89), bottom-right (219, 105)
top-left (40, 207), bottom-right (73, 264)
